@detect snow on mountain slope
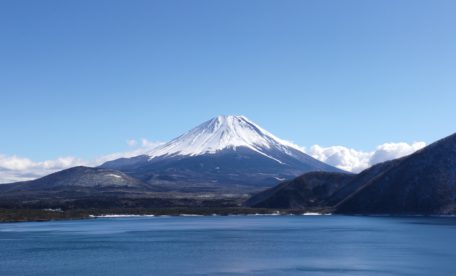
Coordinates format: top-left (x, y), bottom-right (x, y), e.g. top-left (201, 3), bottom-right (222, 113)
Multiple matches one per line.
top-left (100, 115), bottom-right (343, 190)
top-left (146, 115), bottom-right (306, 164)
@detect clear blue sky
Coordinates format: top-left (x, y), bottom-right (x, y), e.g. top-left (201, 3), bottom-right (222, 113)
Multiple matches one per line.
top-left (1, 0), bottom-right (455, 160)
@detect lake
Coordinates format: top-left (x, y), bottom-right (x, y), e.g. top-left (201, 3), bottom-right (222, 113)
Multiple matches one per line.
top-left (0, 215), bottom-right (455, 275)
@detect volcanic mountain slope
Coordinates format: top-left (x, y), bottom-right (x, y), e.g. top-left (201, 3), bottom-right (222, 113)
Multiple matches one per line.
top-left (0, 115), bottom-right (342, 209)
top-left (247, 132), bottom-right (456, 215)
top-left (101, 115), bottom-right (343, 191)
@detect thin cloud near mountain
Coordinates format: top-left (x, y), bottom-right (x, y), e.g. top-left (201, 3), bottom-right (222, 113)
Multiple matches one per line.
top-left (304, 142), bottom-right (426, 173)
top-left (0, 140), bottom-right (425, 183)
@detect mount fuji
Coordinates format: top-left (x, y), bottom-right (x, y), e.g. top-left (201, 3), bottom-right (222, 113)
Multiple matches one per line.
top-left (101, 115), bottom-right (343, 192)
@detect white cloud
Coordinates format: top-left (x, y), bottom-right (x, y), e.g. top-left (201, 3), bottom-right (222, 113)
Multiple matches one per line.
top-left (94, 139), bottom-right (163, 164)
top-left (140, 138), bottom-right (159, 148)
top-left (306, 145), bottom-right (372, 173)
top-left (127, 139), bottom-right (137, 147)
top-left (305, 142), bottom-right (426, 173)
top-left (0, 155), bottom-right (86, 183)
top-left (0, 139), bottom-right (426, 184)
top-left (0, 139), bottom-right (163, 184)
top-left (369, 142), bottom-right (426, 166)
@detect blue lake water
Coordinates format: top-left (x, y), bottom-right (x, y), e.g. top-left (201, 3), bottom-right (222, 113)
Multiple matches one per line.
top-left (1, 215), bottom-right (456, 275)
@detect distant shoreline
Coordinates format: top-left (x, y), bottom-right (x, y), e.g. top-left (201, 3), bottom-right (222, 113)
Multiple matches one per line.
top-left (2, 208), bottom-right (455, 223)
top-left (0, 208), bottom-right (335, 223)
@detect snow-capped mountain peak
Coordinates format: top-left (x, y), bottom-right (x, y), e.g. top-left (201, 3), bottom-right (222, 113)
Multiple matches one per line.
top-left (100, 115), bottom-right (343, 188)
top-left (146, 115), bottom-right (305, 162)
